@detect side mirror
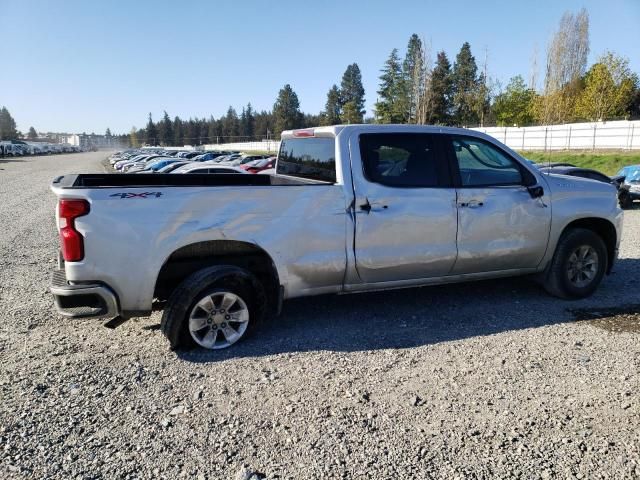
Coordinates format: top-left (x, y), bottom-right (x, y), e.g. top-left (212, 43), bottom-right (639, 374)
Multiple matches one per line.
top-left (527, 185), bottom-right (544, 199)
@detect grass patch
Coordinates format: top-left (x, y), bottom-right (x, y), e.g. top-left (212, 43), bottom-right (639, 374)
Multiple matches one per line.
top-left (519, 150), bottom-right (640, 176)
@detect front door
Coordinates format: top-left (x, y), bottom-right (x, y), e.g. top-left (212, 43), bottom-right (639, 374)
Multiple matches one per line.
top-left (351, 132), bottom-right (458, 283)
top-left (447, 135), bottom-right (551, 274)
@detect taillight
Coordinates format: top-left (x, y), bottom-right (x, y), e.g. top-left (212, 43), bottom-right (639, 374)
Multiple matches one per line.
top-left (58, 199), bottom-right (90, 262)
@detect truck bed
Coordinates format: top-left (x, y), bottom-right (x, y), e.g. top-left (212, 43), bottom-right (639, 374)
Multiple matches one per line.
top-left (52, 173), bottom-right (316, 189)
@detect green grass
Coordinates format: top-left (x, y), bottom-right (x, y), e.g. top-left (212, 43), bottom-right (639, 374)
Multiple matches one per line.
top-left (519, 150), bottom-right (640, 176)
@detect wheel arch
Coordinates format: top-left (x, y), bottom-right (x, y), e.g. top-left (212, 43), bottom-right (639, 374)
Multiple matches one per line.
top-left (559, 217), bottom-right (617, 274)
top-left (154, 240), bottom-right (282, 312)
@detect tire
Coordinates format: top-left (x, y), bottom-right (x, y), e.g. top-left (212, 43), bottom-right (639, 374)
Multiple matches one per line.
top-left (160, 265), bottom-right (266, 351)
top-left (543, 228), bottom-right (608, 299)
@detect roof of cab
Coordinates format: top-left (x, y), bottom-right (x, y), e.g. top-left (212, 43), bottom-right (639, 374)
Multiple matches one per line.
top-left (281, 124), bottom-right (489, 139)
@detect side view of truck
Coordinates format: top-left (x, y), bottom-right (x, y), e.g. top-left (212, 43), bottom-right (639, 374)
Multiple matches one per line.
top-left (50, 125), bottom-right (623, 350)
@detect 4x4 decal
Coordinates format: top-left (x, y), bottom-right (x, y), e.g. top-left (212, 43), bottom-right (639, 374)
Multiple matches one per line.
top-left (109, 192), bottom-right (163, 199)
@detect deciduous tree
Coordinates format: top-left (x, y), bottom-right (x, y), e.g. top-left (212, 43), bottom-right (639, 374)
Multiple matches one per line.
top-left (575, 52), bottom-right (638, 121)
top-left (492, 75), bottom-right (536, 126)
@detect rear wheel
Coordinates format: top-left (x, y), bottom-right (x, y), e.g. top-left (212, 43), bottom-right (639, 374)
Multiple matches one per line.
top-left (160, 265), bottom-right (265, 350)
top-left (543, 228), bottom-right (607, 299)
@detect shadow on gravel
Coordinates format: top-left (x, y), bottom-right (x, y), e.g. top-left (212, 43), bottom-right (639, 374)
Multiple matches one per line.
top-left (177, 258), bottom-right (640, 363)
top-left (570, 305), bottom-right (640, 333)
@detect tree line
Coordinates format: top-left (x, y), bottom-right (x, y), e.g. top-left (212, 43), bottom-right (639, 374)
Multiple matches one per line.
top-left (131, 8), bottom-right (638, 147)
top-left (3, 8), bottom-right (639, 146)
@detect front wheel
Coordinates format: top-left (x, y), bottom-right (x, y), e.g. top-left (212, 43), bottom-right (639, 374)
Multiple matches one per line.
top-left (543, 228), bottom-right (608, 299)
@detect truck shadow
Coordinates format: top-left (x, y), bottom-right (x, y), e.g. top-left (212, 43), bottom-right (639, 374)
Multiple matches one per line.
top-left (178, 257), bottom-right (640, 363)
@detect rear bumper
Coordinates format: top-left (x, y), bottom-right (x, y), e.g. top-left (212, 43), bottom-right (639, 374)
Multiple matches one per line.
top-left (50, 269), bottom-right (120, 319)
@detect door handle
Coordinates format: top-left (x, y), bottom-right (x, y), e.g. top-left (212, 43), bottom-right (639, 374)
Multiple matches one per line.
top-left (359, 198), bottom-right (372, 213)
top-left (458, 200), bottom-right (484, 208)
top-left (359, 198), bottom-right (388, 213)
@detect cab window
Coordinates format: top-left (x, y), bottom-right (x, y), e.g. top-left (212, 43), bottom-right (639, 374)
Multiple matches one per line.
top-left (359, 133), bottom-right (449, 187)
top-left (451, 136), bottom-right (523, 187)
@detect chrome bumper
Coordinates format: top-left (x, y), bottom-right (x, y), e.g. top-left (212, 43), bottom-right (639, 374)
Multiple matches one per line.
top-left (50, 269), bottom-right (120, 319)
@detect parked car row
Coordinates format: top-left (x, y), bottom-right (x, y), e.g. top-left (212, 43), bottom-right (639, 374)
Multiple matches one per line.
top-left (108, 149), bottom-right (276, 175)
top-left (0, 141), bottom-right (82, 157)
top-left (534, 161), bottom-right (640, 210)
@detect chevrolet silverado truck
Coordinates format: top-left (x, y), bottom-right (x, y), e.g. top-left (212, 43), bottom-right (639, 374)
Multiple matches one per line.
top-left (50, 125), bottom-right (623, 350)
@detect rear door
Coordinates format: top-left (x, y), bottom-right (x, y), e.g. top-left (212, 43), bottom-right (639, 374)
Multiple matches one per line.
top-left (446, 134), bottom-right (551, 274)
top-left (350, 132), bottom-right (458, 283)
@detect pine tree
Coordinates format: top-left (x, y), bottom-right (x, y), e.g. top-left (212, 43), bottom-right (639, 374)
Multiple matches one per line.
top-left (452, 42), bottom-right (479, 126)
top-left (340, 64), bottom-right (365, 123)
top-left (105, 128), bottom-right (112, 137)
top-left (322, 85), bottom-right (342, 125)
top-left (0, 107), bottom-right (18, 140)
top-left (222, 107), bottom-right (240, 140)
top-left (375, 49), bottom-right (404, 123)
top-left (428, 51), bottom-right (453, 125)
top-left (158, 111), bottom-right (173, 145)
top-left (145, 113), bottom-right (158, 145)
top-left (402, 34), bottom-right (425, 123)
top-left (27, 126), bottom-right (38, 140)
top-left (273, 84), bottom-right (302, 135)
top-left (242, 103), bottom-right (256, 140)
top-left (173, 116), bottom-right (183, 146)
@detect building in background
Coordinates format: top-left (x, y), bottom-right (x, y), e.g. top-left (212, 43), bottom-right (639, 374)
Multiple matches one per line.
top-left (61, 133), bottom-right (119, 150)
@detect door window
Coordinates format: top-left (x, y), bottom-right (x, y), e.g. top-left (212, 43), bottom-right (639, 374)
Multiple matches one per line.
top-left (359, 133), bottom-right (448, 187)
top-left (451, 136), bottom-right (523, 187)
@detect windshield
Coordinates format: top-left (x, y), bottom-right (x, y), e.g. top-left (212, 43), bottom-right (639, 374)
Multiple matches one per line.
top-left (626, 168), bottom-right (640, 183)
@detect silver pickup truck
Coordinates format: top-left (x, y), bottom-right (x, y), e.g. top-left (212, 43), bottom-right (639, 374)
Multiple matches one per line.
top-left (51, 125), bottom-right (623, 350)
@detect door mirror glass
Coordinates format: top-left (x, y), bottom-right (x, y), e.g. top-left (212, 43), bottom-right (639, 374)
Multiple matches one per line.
top-left (527, 185), bottom-right (544, 198)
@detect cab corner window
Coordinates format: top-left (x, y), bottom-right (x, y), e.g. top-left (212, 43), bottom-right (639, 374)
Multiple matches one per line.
top-left (276, 137), bottom-right (336, 183)
top-left (359, 133), bottom-right (445, 187)
top-left (451, 136), bottom-right (523, 187)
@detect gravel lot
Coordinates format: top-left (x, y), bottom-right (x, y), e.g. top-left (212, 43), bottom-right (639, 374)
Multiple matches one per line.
top-left (1, 152), bottom-right (638, 479)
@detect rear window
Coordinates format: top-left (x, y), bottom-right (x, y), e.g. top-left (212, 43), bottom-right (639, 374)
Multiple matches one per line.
top-left (277, 137), bottom-right (336, 183)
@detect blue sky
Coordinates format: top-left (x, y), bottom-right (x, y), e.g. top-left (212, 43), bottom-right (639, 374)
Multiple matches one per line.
top-left (1, 0), bottom-right (638, 134)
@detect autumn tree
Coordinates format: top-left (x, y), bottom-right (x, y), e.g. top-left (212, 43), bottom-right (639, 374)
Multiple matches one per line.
top-left (539, 8), bottom-right (590, 123)
top-left (575, 52), bottom-right (638, 121)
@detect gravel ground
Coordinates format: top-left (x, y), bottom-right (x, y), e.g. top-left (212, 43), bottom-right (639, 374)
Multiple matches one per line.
top-left (0, 152), bottom-right (639, 479)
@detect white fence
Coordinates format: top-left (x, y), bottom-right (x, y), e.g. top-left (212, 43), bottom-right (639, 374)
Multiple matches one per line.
top-left (472, 120), bottom-right (640, 151)
top-left (198, 120), bottom-right (640, 153)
